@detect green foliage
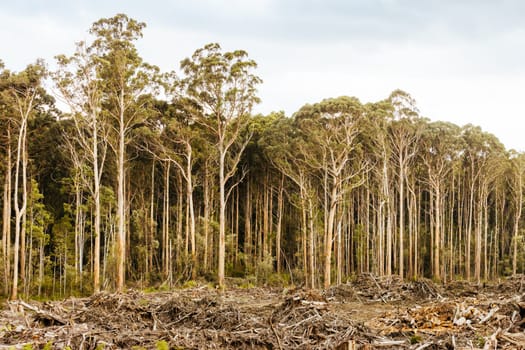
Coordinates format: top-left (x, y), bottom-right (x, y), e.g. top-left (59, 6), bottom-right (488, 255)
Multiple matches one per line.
top-left (182, 280), bottom-right (198, 289)
top-left (255, 255), bottom-right (274, 284)
top-left (239, 280), bottom-right (256, 289)
top-left (267, 273), bottom-right (292, 287)
top-left (409, 334), bottom-right (422, 344)
top-left (475, 334), bottom-right (486, 347)
top-left (28, 179), bottom-right (53, 240)
top-left (155, 340), bottom-right (169, 350)
top-left (1, 12), bottom-right (525, 301)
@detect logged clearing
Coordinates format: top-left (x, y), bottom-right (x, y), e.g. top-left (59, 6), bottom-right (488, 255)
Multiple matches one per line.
top-left (2, 274), bottom-right (525, 349)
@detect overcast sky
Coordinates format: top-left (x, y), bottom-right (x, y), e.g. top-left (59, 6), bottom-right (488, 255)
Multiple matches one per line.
top-left (1, 0), bottom-right (524, 150)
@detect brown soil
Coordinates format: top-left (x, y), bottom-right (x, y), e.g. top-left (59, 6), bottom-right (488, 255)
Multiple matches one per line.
top-left (1, 274), bottom-right (525, 349)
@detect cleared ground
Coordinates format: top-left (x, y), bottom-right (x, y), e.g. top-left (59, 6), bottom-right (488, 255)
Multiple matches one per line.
top-left (1, 274), bottom-right (525, 349)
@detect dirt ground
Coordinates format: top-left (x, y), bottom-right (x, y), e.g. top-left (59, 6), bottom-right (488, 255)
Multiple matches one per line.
top-left (1, 274), bottom-right (525, 349)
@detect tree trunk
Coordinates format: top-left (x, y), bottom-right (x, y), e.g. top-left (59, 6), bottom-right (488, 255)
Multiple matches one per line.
top-left (466, 174), bottom-right (475, 280)
top-left (12, 116), bottom-right (28, 300)
top-left (299, 187), bottom-right (309, 287)
top-left (474, 185), bottom-right (482, 284)
top-left (307, 197), bottom-right (316, 290)
top-left (93, 122), bottom-right (102, 293)
top-left (513, 170), bottom-right (522, 275)
top-left (74, 178), bottom-right (81, 286)
top-left (433, 185), bottom-right (441, 280)
top-left (336, 218), bottom-right (342, 285)
top-left (38, 234), bottom-right (44, 297)
top-left (384, 157), bottom-right (392, 277)
top-left (116, 94), bottom-right (126, 291)
top-left (2, 127), bottom-right (12, 295)
top-left (399, 160), bottom-right (405, 279)
top-left (20, 140), bottom-right (28, 297)
top-left (203, 163), bottom-right (210, 271)
top-left (176, 172), bottom-right (183, 268)
top-left (163, 162), bottom-right (170, 278)
top-left (276, 175), bottom-right (284, 274)
top-left (145, 161), bottom-right (154, 277)
top-left (262, 176), bottom-right (269, 260)
top-left (483, 192), bottom-right (489, 280)
top-left (324, 184), bottom-right (338, 289)
top-left (218, 150), bottom-right (226, 288)
top-left (186, 147), bottom-right (197, 279)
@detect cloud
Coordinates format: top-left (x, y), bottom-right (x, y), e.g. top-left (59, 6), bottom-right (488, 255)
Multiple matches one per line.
top-left (0, 11), bottom-right (84, 70)
top-left (1, 0), bottom-right (524, 150)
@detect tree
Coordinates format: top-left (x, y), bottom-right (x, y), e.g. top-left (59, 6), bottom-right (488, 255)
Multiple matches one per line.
top-left (388, 90), bottom-right (421, 279)
top-left (27, 179), bottom-right (52, 297)
top-left (508, 151), bottom-right (525, 275)
top-left (362, 100), bottom-right (395, 277)
top-left (54, 39), bottom-right (110, 293)
top-left (0, 61), bottom-right (13, 294)
top-left (0, 61), bottom-right (48, 299)
top-left (294, 97), bottom-right (366, 288)
top-left (420, 121), bottom-right (462, 280)
top-left (181, 43), bottom-right (261, 287)
top-left (461, 125), bottom-right (505, 282)
top-left (163, 95), bottom-right (203, 278)
top-left (261, 114), bottom-right (318, 288)
top-left (89, 14), bottom-right (159, 291)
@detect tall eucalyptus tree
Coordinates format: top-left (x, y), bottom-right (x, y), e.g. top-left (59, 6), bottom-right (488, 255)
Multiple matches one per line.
top-left (388, 90), bottom-right (421, 278)
top-left (180, 43), bottom-right (261, 287)
top-left (294, 96), bottom-right (367, 288)
top-left (0, 62), bottom-right (48, 299)
top-left (89, 14), bottom-right (159, 291)
top-left (54, 39), bottom-right (110, 293)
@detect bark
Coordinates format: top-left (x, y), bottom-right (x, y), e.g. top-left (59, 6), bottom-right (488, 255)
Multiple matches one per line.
top-left (19, 138), bottom-right (28, 296)
top-left (12, 113), bottom-right (28, 300)
top-left (162, 162), bottom-right (170, 278)
top-left (218, 150), bottom-right (226, 287)
top-left (2, 127), bottom-right (12, 295)
top-left (307, 197), bottom-right (316, 290)
top-left (263, 176), bottom-right (269, 259)
top-left (244, 181), bottom-right (252, 268)
top-left (203, 163), bottom-right (210, 271)
top-left (116, 92), bottom-right (126, 291)
top-left (383, 157), bottom-right (392, 277)
top-left (186, 147), bottom-right (197, 279)
top-left (276, 175), bottom-right (284, 274)
top-left (300, 188), bottom-right (309, 287)
top-left (324, 184), bottom-right (338, 288)
top-left (433, 185), bottom-right (441, 280)
top-left (146, 161), bottom-right (155, 276)
top-left (92, 117), bottom-right (102, 293)
top-left (513, 167), bottom-right (522, 275)
top-left (398, 159), bottom-right (405, 279)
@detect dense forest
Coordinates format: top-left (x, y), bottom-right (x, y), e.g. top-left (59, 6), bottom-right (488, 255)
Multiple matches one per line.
top-left (1, 14), bottom-right (524, 300)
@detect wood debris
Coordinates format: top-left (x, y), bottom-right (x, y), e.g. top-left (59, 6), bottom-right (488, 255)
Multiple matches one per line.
top-left (1, 275), bottom-right (525, 349)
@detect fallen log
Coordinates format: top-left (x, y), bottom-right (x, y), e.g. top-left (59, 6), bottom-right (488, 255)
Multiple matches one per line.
top-left (10, 300), bottom-right (68, 326)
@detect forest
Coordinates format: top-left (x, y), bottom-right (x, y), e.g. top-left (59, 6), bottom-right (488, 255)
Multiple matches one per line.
top-left (1, 13), bottom-right (524, 301)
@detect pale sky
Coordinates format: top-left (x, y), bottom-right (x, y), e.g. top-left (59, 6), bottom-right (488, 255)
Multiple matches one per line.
top-left (1, 0), bottom-right (524, 151)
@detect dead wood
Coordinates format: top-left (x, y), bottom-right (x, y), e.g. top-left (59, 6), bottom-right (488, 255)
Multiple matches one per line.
top-left (2, 275), bottom-right (525, 349)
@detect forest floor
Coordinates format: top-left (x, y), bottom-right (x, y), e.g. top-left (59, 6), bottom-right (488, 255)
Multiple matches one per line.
top-left (1, 274), bottom-right (525, 349)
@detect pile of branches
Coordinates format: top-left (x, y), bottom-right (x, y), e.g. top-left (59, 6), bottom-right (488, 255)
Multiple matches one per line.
top-left (327, 273), bottom-right (443, 303)
top-left (0, 288), bottom-right (375, 349)
top-left (368, 293), bottom-right (525, 349)
top-left (3, 275), bottom-right (525, 349)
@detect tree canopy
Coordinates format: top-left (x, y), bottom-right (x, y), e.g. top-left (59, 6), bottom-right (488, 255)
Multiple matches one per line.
top-left (1, 14), bottom-right (524, 299)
